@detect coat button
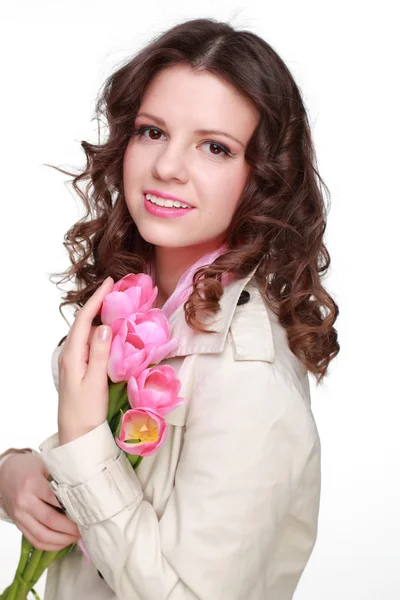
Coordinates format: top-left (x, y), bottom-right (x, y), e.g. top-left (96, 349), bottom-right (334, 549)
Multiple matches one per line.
top-left (237, 290), bottom-right (250, 305)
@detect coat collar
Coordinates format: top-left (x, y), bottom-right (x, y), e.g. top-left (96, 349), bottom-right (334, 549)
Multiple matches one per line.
top-left (165, 261), bottom-right (262, 358)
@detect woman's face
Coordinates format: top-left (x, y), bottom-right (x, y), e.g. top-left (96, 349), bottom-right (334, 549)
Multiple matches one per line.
top-left (123, 64), bottom-right (260, 251)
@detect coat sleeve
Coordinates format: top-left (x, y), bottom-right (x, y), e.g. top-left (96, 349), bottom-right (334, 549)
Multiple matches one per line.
top-left (38, 341), bottom-right (319, 600)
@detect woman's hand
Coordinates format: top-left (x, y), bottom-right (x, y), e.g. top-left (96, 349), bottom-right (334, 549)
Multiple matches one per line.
top-left (0, 453), bottom-right (81, 551)
top-left (57, 276), bottom-right (114, 445)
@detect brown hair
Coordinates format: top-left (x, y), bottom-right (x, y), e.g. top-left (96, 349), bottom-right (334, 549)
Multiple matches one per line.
top-left (48, 17), bottom-right (339, 384)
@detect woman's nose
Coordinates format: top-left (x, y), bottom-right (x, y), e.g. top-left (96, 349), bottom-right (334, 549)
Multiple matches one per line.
top-left (151, 144), bottom-right (189, 182)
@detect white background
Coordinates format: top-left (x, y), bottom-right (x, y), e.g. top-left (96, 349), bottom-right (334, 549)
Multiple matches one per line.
top-left (0, 1), bottom-right (399, 598)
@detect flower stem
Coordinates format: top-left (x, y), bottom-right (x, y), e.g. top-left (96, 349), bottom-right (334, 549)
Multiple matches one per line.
top-left (22, 549), bottom-right (43, 582)
top-left (126, 454), bottom-right (143, 469)
top-left (107, 381), bottom-right (127, 422)
top-left (31, 543), bottom-right (75, 587)
top-left (2, 544), bottom-right (74, 600)
top-left (0, 584), bottom-right (12, 598)
top-left (11, 549), bottom-right (44, 600)
top-left (2, 536), bottom-right (34, 600)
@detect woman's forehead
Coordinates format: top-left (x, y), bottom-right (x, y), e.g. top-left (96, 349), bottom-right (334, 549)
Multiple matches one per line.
top-left (139, 65), bottom-right (260, 143)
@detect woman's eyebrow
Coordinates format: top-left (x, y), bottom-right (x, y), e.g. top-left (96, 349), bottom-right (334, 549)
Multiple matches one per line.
top-left (136, 112), bottom-right (244, 147)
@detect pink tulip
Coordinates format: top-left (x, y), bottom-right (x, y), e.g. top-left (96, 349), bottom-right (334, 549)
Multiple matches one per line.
top-left (130, 309), bottom-right (179, 363)
top-left (115, 408), bottom-right (167, 457)
top-left (127, 365), bottom-right (185, 416)
top-left (107, 319), bottom-right (155, 383)
top-left (101, 273), bottom-right (157, 325)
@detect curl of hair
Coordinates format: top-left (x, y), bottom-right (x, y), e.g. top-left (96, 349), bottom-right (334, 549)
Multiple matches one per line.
top-left (48, 17), bottom-right (339, 385)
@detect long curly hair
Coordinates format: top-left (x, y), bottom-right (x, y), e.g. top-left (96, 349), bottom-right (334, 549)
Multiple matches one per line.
top-left (48, 17), bottom-right (339, 385)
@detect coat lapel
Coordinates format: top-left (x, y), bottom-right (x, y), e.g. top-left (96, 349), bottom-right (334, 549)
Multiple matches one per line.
top-left (164, 262), bottom-right (261, 359)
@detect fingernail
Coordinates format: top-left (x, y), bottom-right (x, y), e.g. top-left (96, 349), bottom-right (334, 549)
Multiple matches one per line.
top-left (98, 325), bottom-right (111, 341)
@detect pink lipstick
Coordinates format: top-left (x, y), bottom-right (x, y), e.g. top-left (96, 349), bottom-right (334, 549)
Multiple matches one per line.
top-left (143, 193), bottom-right (195, 219)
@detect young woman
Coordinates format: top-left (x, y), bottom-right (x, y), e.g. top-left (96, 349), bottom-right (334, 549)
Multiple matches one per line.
top-left (0, 17), bottom-right (339, 600)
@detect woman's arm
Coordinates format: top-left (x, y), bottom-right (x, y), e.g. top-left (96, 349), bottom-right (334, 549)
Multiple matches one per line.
top-left (39, 341), bottom-right (320, 600)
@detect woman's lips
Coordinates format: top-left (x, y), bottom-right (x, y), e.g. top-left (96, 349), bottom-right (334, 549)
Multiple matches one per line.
top-left (143, 194), bottom-right (195, 219)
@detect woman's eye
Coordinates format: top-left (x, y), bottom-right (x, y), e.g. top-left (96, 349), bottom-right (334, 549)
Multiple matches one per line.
top-left (133, 126), bottom-right (164, 140)
top-left (132, 126), bottom-right (232, 158)
top-left (203, 141), bottom-right (232, 158)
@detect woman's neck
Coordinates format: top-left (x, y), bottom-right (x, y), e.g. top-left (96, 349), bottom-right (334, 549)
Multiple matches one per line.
top-left (154, 240), bottom-right (224, 308)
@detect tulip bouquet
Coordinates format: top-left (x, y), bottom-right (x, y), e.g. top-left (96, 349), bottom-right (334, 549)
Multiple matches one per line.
top-left (1, 274), bottom-right (183, 600)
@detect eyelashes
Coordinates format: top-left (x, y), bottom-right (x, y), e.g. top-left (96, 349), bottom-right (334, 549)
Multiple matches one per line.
top-left (131, 125), bottom-right (234, 159)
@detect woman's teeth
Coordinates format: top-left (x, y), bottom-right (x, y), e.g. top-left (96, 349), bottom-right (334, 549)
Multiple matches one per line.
top-left (145, 193), bottom-right (191, 209)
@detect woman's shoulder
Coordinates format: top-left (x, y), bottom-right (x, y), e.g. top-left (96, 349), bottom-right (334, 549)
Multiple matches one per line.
top-left (228, 277), bottom-right (310, 398)
top-left (192, 278), bottom-right (320, 458)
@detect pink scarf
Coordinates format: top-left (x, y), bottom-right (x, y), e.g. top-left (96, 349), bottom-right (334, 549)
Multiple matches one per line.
top-left (150, 243), bottom-right (235, 320)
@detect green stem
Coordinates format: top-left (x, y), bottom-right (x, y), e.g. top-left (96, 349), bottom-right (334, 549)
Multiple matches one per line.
top-left (3, 545), bottom-right (70, 600)
top-left (2, 536), bottom-right (35, 600)
top-left (111, 398), bottom-right (130, 432)
top-left (0, 584), bottom-right (12, 598)
top-left (21, 549), bottom-right (43, 583)
top-left (18, 538), bottom-right (34, 579)
top-left (31, 543), bottom-right (75, 586)
top-left (11, 549), bottom-right (43, 600)
top-left (107, 381), bottom-right (127, 422)
top-left (127, 454), bottom-right (144, 469)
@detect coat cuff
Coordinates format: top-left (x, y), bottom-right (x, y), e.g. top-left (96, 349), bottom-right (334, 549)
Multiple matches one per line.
top-left (38, 421), bottom-right (143, 528)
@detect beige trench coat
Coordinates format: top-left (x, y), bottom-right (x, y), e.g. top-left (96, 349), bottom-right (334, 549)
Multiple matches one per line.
top-left (0, 266), bottom-right (321, 599)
